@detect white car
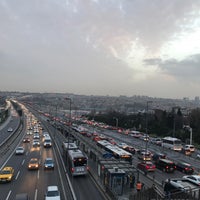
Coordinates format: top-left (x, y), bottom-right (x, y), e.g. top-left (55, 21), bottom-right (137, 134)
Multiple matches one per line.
top-left (183, 175), bottom-right (200, 186)
top-left (184, 145), bottom-right (195, 152)
top-left (7, 127), bottom-right (13, 132)
top-left (15, 147), bottom-right (25, 155)
top-left (45, 186), bottom-right (60, 200)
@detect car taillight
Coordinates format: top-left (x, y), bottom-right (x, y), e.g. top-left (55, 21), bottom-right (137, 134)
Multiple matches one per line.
top-left (87, 166), bottom-right (89, 171)
top-left (166, 166), bottom-right (169, 169)
top-left (146, 165), bottom-right (150, 169)
top-left (71, 168), bottom-right (74, 173)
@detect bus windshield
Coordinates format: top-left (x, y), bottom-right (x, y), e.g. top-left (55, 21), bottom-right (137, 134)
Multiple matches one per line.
top-left (174, 140), bottom-right (181, 145)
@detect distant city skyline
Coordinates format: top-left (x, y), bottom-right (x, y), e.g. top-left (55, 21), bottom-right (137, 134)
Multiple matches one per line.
top-left (1, 1), bottom-right (200, 99)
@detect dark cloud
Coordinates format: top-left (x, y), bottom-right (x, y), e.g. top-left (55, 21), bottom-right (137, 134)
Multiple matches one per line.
top-left (0, 0), bottom-right (200, 98)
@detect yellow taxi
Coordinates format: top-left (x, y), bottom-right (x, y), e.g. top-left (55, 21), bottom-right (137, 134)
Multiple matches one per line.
top-left (0, 166), bottom-right (14, 182)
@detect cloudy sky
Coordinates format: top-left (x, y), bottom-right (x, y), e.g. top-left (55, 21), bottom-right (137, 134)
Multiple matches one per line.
top-left (1, 0), bottom-right (200, 99)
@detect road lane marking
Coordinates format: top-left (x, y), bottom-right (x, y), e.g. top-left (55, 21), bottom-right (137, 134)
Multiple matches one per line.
top-left (5, 190), bottom-right (11, 200)
top-left (34, 189), bottom-right (38, 200)
top-left (22, 159), bottom-right (25, 165)
top-left (37, 170), bottom-right (40, 179)
top-left (15, 171), bottom-right (20, 180)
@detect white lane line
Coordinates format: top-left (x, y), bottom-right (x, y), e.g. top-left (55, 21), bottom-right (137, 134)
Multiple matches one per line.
top-left (22, 159), bottom-right (25, 165)
top-left (15, 171), bottom-right (20, 180)
top-left (34, 189), bottom-right (38, 200)
top-left (37, 170), bottom-right (40, 179)
top-left (5, 190), bottom-right (12, 200)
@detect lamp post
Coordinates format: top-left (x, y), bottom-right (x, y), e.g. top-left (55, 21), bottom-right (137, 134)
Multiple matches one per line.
top-left (145, 101), bottom-right (152, 153)
top-left (183, 125), bottom-right (193, 145)
top-left (113, 117), bottom-right (119, 128)
top-left (65, 97), bottom-right (72, 139)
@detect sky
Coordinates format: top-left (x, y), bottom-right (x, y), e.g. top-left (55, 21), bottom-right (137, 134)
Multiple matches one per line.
top-left (1, 0), bottom-right (200, 99)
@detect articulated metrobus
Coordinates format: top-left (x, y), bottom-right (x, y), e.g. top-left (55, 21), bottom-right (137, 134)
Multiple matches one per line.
top-left (97, 140), bottom-right (133, 163)
top-left (162, 137), bottom-right (182, 151)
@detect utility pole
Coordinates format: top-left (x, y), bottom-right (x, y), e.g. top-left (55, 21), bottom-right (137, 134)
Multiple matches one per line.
top-left (145, 101), bottom-right (152, 153)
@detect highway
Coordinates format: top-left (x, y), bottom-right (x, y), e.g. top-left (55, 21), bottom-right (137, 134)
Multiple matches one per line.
top-left (0, 103), bottom-right (107, 200)
top-left (1, 101), bottom-right (200, 200)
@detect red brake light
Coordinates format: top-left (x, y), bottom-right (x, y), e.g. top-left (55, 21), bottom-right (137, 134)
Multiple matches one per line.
top-left (71, 168), bottom-right (74, 173)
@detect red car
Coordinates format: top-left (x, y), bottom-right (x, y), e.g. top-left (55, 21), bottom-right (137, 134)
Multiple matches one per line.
top-left (137, 161), bottom-right (156, 173)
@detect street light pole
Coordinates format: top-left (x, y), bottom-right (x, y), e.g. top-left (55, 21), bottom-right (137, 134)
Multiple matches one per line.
top-left (65, 97), bottom-right (72, 139)
top-left (145, 101), bottom-right (152, 153)
top-left (113, 117), bottom-right (119, 128)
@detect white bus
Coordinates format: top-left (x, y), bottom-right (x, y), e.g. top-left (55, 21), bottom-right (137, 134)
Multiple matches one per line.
top-left (67, 149), bottom-right (89, 176)
top-left (162, 137), bottom-right (182, 151)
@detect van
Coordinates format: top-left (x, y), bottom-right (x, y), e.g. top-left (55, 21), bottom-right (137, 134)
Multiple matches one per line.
top-left (156, 158), bottom-right (176, 173)
top-left (43, 137), bottom-right (52, 148)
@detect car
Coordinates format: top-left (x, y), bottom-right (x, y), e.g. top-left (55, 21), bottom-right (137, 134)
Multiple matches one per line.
top-left (32, 140), bottom-right (40, 148)
top-left (152, 152), bottom-right (166, 163)
top-left (0, 166), bottom-right (14, 182)
top-left (176, 162), bottom-right (194, 174)
top-left (117, 142), bottom-right (128, 148)
top-left (43, 138), bottom-right (52, 148)
top-left (7, 127), bottom-right (13, 132)
top-left (137, 161), bottom-right (156, 173)
top-left (184, 144), bottom-right (195, 153)
top-left (138, 150), bottom-right (152, 161)
top-left (15, 146), bottom-right (25, 155)
top-left (15, 193), bottom-right (30, 200)
top-left (44, 158), bottom-right (54, 170)
top-left (33, 133), bottom-right (40, 139)
top-left (156, 158), bottom-right (176, 173)
top-left (45, 185), bottom-right (61, 200)
top-left (28, 158), bottom-right (39, 170)
top-left (151, 137), bottom-right (162, 146)
top-left (23, 137), bottom-right (30, 143)
top-left (123, 146), bottom-right (136, 154)
top-left (182, 175), bottom-right (200, 186)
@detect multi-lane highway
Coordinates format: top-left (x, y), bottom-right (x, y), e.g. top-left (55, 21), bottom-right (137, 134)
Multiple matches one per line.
top-left (0, 104), bottom-right (107, 200)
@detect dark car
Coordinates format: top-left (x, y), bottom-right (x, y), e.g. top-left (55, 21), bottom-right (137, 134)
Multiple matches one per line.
top-left (156, 158), bottom-right (176, 173)
top-left (176, 162), bottom-right (194, 174)
top-left (152, 152), bottom-right (166, 163)
top-left (23, 137), bottom-right (30, 143)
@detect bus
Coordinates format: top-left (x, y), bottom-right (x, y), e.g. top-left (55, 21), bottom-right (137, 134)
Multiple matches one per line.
top-left (162, 137), bottom-right (182, 151)
top-left (97, 140), bottom-right (132, 163)
top-left (62, 141), bottom-right (89, 176)
top-left (67, 149), bottom-right (89, 176)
